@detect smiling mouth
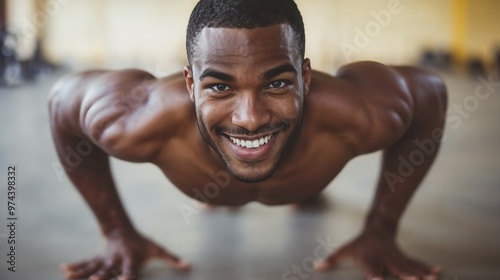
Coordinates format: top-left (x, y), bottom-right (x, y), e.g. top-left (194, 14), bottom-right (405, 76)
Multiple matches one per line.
top-left (228, 134), bottom-right (273, 149)
top-left (222, 131), bottom-right (278, 162)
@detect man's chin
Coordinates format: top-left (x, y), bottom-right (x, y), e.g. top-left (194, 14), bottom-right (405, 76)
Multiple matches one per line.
top-left (226, 165), bottom-right (276, 183)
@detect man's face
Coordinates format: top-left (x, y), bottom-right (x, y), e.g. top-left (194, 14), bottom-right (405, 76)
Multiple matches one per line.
top-left (185, 24), bottom-right (311, 183)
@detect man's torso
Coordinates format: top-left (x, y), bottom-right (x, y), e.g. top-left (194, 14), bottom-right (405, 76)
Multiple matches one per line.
top-left (65, 62), bottom-right (420, 206)
top-left (137, 63), bottom-right (414, 205)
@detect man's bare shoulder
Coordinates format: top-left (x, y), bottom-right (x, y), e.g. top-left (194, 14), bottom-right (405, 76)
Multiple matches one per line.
top-left (308, 61), bottom-right (421, 154)
top-left (49, 69), bottom-right (194, 162)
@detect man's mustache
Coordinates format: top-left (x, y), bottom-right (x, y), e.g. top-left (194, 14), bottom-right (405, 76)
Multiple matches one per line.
top-left (215, 122), bottom-right (289, 136)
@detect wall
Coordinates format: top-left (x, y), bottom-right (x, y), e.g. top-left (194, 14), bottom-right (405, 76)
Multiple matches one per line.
top-left (296, 0), bottom-right (454, 70)
top-left (5, 0), bottom-right (500, 73)
top-left (466, 0), bottom-right (500, 63)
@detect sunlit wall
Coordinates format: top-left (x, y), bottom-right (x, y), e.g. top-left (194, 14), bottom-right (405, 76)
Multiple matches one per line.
top-left (5, 0), bottom-right (500, 73)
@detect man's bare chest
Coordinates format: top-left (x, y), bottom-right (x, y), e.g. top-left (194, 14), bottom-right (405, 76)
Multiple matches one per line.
top-left (154, 134), bottom-right (353, 206)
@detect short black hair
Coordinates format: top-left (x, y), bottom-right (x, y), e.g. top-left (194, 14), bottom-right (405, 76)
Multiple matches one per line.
top-left (186, 0), bottom-right (305, 64)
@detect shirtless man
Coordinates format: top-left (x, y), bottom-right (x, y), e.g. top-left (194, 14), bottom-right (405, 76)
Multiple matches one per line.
top-left (48, 0), bottom-right (447, 279)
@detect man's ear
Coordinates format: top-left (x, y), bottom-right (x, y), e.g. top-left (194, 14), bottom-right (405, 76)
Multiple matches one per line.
top-left (184, 66), bottom-right (195, 102)
top-left (302, 58), bottom-right (312, 95)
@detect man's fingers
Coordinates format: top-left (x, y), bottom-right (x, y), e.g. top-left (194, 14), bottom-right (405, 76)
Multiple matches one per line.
top-left (61, 258), bottom-right (104, 279)
top-left (386, 255), bottom-right (441, 280)
top-left (154, 247), bottom-right (191, 271)
top-left (118, 258), bottom-right (139, 280)
top-left (403, 257), bottom-right (441, 279)
top-left (390, 260), bottom-right (426, 280)
top-left (89, 266), bottom-right (114, 280)
top-left (387, 260), bottom-right (437, 280)
top-left (163, 253), bottom-right (191, 271)
top-left (64, 260), bottom-right (102, 279)
top-left (60, 259), bottom-right (90, 272)
top-left (89, 258), bottom-right (118, 280)
top-left (169, 259), bottom-right (191, 271)
top-left (404, 257), bottom-right (435, 275)
top-left (314, 243), bottom-right (351, 271)
top-left (357, 259), bottom-right (385, 280)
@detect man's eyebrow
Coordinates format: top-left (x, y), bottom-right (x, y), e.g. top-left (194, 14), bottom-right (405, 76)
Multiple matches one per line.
top-left (262, 63), bottom-right (297, 80)
top-left (199, 68), bottom-right (235, 82)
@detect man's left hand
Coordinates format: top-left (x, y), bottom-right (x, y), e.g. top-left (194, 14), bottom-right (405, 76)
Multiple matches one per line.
top-left (315, 227), bottom-right (441, 280)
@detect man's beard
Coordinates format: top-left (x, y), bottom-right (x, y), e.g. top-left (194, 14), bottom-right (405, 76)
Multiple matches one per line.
top-left (195, 110), bottom-right (303, 183)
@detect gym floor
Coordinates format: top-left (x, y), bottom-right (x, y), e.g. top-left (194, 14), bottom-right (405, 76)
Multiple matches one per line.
top-left (0, 69), bottom-right (499, 280)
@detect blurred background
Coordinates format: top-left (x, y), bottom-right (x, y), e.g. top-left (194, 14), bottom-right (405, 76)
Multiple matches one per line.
top-left (1, 0), bottom-right (500, 84)
top-left (1, 1), bottom-right (499, 280)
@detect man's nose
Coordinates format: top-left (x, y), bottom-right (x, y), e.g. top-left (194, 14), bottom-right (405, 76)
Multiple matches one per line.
top-left (231, 92), bottom-right (271, 133)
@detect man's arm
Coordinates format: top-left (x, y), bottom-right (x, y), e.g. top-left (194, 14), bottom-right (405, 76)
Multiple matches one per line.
top-left (316, 65), bottom-right (447, 280)
top-left (49, 70), bottom-right (188, 280)
top-left (365, 66), bottom-right (448, 236)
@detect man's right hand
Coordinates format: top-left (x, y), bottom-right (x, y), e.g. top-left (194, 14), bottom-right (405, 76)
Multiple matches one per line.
top-left (61, 230), bottom-right (190, 280)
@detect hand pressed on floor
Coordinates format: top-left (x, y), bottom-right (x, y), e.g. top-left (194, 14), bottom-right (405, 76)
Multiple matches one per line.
top-left (315, 228), bottom-right (441, 280)
top-left (61, 231), bottom-right (189, 280)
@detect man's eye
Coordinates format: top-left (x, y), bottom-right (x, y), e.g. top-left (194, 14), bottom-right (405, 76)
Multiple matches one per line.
top-left (270, 81), bottom-right (286, 88)
top-left (210, 84), bottom-right (230, 92)
top-left (269, 81), bottom-right (287, 89)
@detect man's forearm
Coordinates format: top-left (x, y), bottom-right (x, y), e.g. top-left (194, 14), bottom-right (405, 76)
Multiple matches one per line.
top-left (50, 122), bottom-right (136, 238)
top-left (365, 127), bottom-right (444, 237)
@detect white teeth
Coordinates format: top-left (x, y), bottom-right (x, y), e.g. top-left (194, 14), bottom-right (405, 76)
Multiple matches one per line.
top-left (229, 134), bottom-right (274, 149)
